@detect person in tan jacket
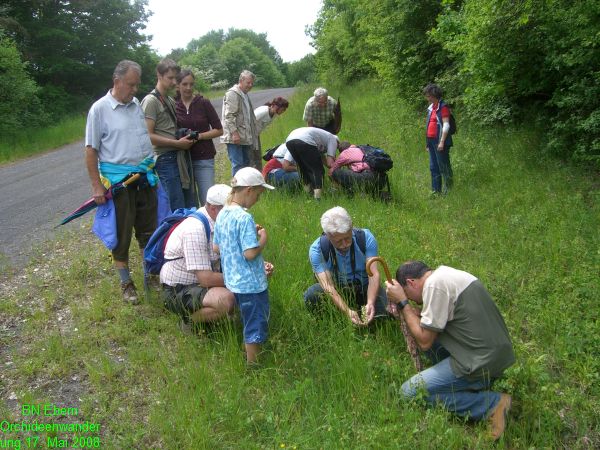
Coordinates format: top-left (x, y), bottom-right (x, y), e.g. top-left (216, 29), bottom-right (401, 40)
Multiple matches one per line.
top-left (221, 70), bottom-right (259, 175)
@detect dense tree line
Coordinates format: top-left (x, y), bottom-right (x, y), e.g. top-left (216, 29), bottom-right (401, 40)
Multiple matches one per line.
top-left (0, 2), bottom-right (315, 141)
top-left (310, 0), bottom-right (600, 165)
top-left (169, 28), bottom-right (315, 89)
top-left (0, 0), bottom-right (158, 138)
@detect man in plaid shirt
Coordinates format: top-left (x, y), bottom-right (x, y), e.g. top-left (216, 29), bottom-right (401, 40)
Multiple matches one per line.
top-left (303, 87), bottom-right (338, 133)
top-left (160, 184), bottom-right (235, 327)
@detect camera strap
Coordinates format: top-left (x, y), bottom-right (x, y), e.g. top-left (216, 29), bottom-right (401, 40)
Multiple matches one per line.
top-left (151, 90), bottom-right (178, 129)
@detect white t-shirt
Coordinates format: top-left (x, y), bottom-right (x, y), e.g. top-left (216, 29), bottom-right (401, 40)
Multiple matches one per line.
top-left (254, 105), bottom-right (273, 134)
top-left (286, 127), bottom-right (338, 157)
top-left (273, 143), bottom-right (295, 164)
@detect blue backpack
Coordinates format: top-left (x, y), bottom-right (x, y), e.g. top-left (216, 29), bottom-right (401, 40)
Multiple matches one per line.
top-left (143, 208), bottom-right (211, 276)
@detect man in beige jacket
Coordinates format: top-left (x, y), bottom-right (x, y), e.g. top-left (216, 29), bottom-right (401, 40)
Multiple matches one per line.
top-left (221, 70), bottom-right (259, 175)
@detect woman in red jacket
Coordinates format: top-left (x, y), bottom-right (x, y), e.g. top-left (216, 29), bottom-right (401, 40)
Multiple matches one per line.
top-left (423, 83), bottom-right (453, 195)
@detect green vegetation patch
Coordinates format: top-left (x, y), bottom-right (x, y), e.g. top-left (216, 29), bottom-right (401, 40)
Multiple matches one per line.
top-left (0, 83), bottom-right (598, 448)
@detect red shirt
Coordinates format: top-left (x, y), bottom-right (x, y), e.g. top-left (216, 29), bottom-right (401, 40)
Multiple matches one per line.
top-left (262, 157), bottom-right (283, 178)
top-left (427, 103), bottom-right (450, 138)
top-left (176, 95), bottom-right (222, 160)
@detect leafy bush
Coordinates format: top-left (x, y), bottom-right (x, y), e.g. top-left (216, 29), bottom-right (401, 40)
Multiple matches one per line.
top-left (0, 32), bottom-right (45, 137)
top-left (309, 0), bottom-right (600, 165)
top-left (284, 54), bottom-right (317, 86)
top-left (219, 38), bottom-right (286, 87)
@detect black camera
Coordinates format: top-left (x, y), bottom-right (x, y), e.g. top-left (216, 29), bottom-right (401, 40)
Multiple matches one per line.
top-left (175, 128), bottom-right (199, 140)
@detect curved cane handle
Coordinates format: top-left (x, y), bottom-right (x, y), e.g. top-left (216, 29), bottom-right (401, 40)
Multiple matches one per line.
top-left (366, 256), bottom-right (423, 372)
top-left (123, 173), bottom-right (141, 187)
top-left (366, 256), bottom-right (393, 283)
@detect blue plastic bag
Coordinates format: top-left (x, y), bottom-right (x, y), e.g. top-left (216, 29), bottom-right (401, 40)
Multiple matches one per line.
top-left (92, 198), bottom-right (118, 250)
top-left (156, 181), bottom-right (171, 225)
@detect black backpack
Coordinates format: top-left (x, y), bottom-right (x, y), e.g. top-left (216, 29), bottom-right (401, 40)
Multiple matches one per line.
top-left (262, 144), bottom-right (279, 161)
top-left (439, 101), bottom-right (457, 135)
top-left (449, 112), bottom-right (457, 135)
top-left (358, 145), bottom-right (394, 172)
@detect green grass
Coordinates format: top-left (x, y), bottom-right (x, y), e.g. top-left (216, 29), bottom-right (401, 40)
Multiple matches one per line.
top-left (0, 114), bottom-right (87, 163)
top-left (1, 81), bottom-right (598, 448)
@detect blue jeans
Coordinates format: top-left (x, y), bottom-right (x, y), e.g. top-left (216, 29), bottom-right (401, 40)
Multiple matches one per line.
top-left (192, 159), bottom-right (215, 206)
top-left (331, 168), bottom-right (385, 195)
top-left (426, 138), bottom-right (453, 194)
top-left (227, 144), bottom-right (251, 176)
top-left (155, 151), bottom-right (197, 211)
top-left (266, 169), bottom-right (301, 189)
top-left (401, 342), bottom-right (500, 420)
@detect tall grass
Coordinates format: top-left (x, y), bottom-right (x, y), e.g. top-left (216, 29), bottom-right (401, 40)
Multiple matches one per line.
top-left (0, 115), bottom-right (87, 163)
top-left (3, 81), bottom-right (598, 448)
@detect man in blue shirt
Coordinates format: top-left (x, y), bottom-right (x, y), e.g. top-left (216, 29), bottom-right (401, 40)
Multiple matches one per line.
top-left (304, 206), bottom-right (391, 325)
top-left (85, 60), bottom-right (157, 304)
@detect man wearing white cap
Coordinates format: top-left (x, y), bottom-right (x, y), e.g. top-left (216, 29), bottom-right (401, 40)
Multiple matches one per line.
top-left (160, 184), bottom-right (235, 327)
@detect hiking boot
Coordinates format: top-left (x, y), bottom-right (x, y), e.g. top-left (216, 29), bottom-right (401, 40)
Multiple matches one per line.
top-left (488, 393), bottom-right (512, 441)
top-left (178, 319), bottom-right (193, 335)
top-left (379, 191), bottom-right (392, 202)
top-left (121, 281), bottom-right (139, 305)
top-left (144, 274), bottom-right (161, 292)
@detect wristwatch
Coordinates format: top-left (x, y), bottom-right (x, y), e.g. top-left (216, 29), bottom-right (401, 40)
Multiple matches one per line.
top-left (398, 299), bottom-right (409, 310)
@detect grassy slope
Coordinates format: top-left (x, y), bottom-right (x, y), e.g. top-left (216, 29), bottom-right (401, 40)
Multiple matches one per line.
top-left (1, 82), bottom-right (598, 449)
top-left (0, 115), bottom-right (87, 163)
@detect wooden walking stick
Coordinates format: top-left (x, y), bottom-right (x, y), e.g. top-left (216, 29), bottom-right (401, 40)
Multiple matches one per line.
top-left (366, 257), bottom-right (423, 372)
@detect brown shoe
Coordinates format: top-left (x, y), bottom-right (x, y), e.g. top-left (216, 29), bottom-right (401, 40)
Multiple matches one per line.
top-left (144, 274), bottom-right (161, 292)
top-left (121, 281), bottom-right (139, 304)
top-left (488, 393), bottom-right (512, 441)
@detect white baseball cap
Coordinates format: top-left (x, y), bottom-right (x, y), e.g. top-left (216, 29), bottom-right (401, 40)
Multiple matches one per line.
top-left (231, 167), bottom-right (275, 190)
top-left (205, 184), bottom-right (232, 206)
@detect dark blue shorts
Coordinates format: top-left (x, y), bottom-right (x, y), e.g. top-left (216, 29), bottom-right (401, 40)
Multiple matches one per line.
top-left (234, 290), bottom-right (270, 344)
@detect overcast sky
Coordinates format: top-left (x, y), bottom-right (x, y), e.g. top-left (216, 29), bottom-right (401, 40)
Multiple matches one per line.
top-left (144, 0), bottom-right (323, 62)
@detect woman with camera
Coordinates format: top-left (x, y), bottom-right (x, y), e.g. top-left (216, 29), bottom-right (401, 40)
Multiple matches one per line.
top-left (175, 69), bottom-right (223, 205)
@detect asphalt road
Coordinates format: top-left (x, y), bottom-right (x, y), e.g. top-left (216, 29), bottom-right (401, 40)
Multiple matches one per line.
top-left (0, 87), bottom-right (296, 270)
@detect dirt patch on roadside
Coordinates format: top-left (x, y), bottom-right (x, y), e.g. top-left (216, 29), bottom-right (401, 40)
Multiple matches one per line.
top-left (0, 234), bottom-right (92, 425)
top-left (1, 144), bottom-right (232, 442)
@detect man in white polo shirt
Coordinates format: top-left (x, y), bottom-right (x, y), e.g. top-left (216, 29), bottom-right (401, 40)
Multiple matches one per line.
top-left (160, 184), bottom-right (235, 328)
